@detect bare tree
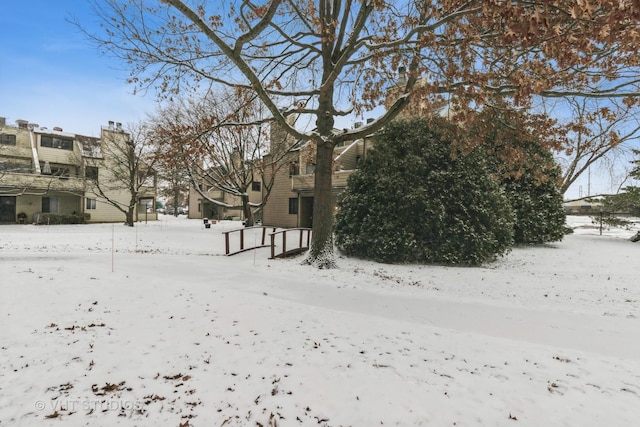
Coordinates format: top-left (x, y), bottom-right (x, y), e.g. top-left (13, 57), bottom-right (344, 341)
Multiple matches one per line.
top-left (151, 89), bottom-right (291, 226)
top-left (86, 122), bottom-right (157, 226)
top-left (76, 0), bottom-right (640, 267)
top-left (157, 162), bottom-right (190, 217)
top-left (151, 120), bottom-right (191, 217)
top-left (546, 97), bottom-right (640, 196)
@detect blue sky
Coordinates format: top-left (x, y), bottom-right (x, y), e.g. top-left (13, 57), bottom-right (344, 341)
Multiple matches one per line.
top-left (0, 1), bottom-right (155, 137)
top-left (0, 1), bottom-right (632, 198)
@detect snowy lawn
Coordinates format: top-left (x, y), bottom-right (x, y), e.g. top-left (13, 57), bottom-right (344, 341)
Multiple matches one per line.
top-left (1, 215), bottom-right (639, 427)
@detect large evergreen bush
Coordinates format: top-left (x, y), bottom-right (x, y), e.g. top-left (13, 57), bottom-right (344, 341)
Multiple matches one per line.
top-left (335, 118), bottom-right (514, 265)
top-left (470, 108), bottom-right (567, 244)
top-left (500, 164), bottom-right (566, 244)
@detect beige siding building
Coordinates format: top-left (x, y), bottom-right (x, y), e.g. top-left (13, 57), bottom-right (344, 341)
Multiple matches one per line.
top-left (84, 122), bottom-right (157, 223)
top-left (187, 182), bottom-right (262, 221)
top-left (260, 75), bottom-right (447, 229)
top-left (0, 117), bottom-right (157, 224)
top-left (261, 121), bottom-right (372, 228)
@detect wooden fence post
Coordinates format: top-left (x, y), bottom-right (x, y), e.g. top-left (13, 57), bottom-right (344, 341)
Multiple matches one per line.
top-left (270, 233), bottom-right (275, 259)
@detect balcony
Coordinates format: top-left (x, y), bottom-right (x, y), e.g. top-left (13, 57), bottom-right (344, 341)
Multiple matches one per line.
top-left (0, 172), bottom-right (85, 193)
top-left (138, 185), bottom-right (157, 198)
top-left (291, 170), bottom-right (354, 191)
top-left (205, 189), bottom-right (225, 199)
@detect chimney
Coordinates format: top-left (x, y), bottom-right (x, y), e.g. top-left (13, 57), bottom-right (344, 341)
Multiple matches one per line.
top-left (116, 122), bottom-right (122, 131)
top-left (0, 117), bottom-right (6, 127)
top-left (354, 122), bottom-right (363, 129)
top-left (269, 109), bottom-right (296, 156)
top-left (108, 121), bottom-right (114, 130)
top-left (16, 119), bottom-right (29, 129)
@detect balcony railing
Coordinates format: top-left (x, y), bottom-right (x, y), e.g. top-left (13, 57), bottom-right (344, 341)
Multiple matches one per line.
top-left (0, 172), bottom-right (85, 192)
top-left (291, 170), bottom-right (353, 191)
top-left (138, 185), bottom-right (157, 198)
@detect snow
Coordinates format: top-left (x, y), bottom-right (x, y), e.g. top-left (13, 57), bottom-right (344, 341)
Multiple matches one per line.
top-left (1, 215), bottom-right (639, 427)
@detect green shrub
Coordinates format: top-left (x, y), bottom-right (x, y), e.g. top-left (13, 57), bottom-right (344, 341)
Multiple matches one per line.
top-left (501, 170), bottom-right (566, 244)
top-left (335, 118), bottom-right (514, 265)
top-left (34, 213), bottom-right (86, 225)
top-left (470, 107), bottom-right (566, 245)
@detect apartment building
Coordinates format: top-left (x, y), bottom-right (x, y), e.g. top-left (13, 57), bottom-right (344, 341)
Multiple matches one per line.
top-left (261, 119), bottom-right (373, 228)
top-left (0, 117), bottom-right (157, 224)
top-left (187, 144), bottom-right (265, 222)
top-left (187, 178), bottom-right (263, 221)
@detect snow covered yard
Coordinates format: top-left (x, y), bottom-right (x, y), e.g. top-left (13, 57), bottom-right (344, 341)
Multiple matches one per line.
top-left (1, 216), bottom-right (639, 427)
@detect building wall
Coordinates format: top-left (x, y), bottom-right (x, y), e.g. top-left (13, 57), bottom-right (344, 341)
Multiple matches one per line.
top-left (333, 138), bottom-right (365, 171)
top-left (0, 126), bottom-right (32, 159)
top-left (261, 131), bottom-right (373, 228)
top-left (188, 186), bottom-right (234, 220)
top-left (34, 129), bottom-right (83, 177)
top-left (84, 125), bottom-right (157, 223)
top-left (261, 118), bottom-right (303, 228)
top-left (1, 118), bottom-right (157, 224)
top-left (15, 194), bottom-right (39, 219)
top-left (262, 151), bottom-right (300, 228)
top-left (37, 146), bottom-right (76, 166)
top-left (187, 175), bottom-right (265, 221)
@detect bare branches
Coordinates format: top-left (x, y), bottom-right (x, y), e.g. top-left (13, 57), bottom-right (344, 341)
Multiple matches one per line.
top-left (550, 97), bottom-right (640, 195)
top-left (78, 0), bottom-right (640, 264)
top-left (86, 121), bottom-right (157, 225)
top-left (150, 87), bottom-right (293, 225)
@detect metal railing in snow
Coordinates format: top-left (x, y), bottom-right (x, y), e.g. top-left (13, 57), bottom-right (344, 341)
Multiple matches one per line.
top-left (223, 226), bottom-right (276, 256)
top-left (269, 228), bottom-right (312, 259)
top-left (223, 226), bottom-right (312, 259)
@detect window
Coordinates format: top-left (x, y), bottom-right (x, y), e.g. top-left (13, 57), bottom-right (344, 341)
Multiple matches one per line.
top-left (0, 134), bottom-right (16, 146)
top-left (85, 166), bottom-right (98, 180)
top-left (289, 162), bottom-right (299, 176)
top-left (288, 198), bottom-right (298, 215)
top-left (306, 164), bottom-right (316, 174)
top-left (251, 181), bottom-right (261, 192)
top-left (41, 135), bottom-right (73, 150)
top-left (42, 197), bottom-right (59, 213)
top-left (139, 198), bottom-right (154, 213)
top-left (86, 198), bottom-right (97, 210)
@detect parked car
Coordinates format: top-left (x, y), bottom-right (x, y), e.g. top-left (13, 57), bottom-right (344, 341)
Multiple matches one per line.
top-left (164, 206), bottom-right (185, 215)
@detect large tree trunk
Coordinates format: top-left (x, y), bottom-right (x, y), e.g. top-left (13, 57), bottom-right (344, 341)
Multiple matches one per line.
top-left (173, 186), bottom-right (181, 217)
top-left (125, 208), bottom-right (135, 227)
top-left (304, 141), bottom-right (336, 268)
top-left (241, 194), bottom-right (254, 226)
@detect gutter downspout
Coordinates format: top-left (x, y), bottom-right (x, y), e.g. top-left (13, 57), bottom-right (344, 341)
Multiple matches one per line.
top-left (333, 138), bottom-right (361, 162)
top-left (29, 129), bottom-right (41, 174)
